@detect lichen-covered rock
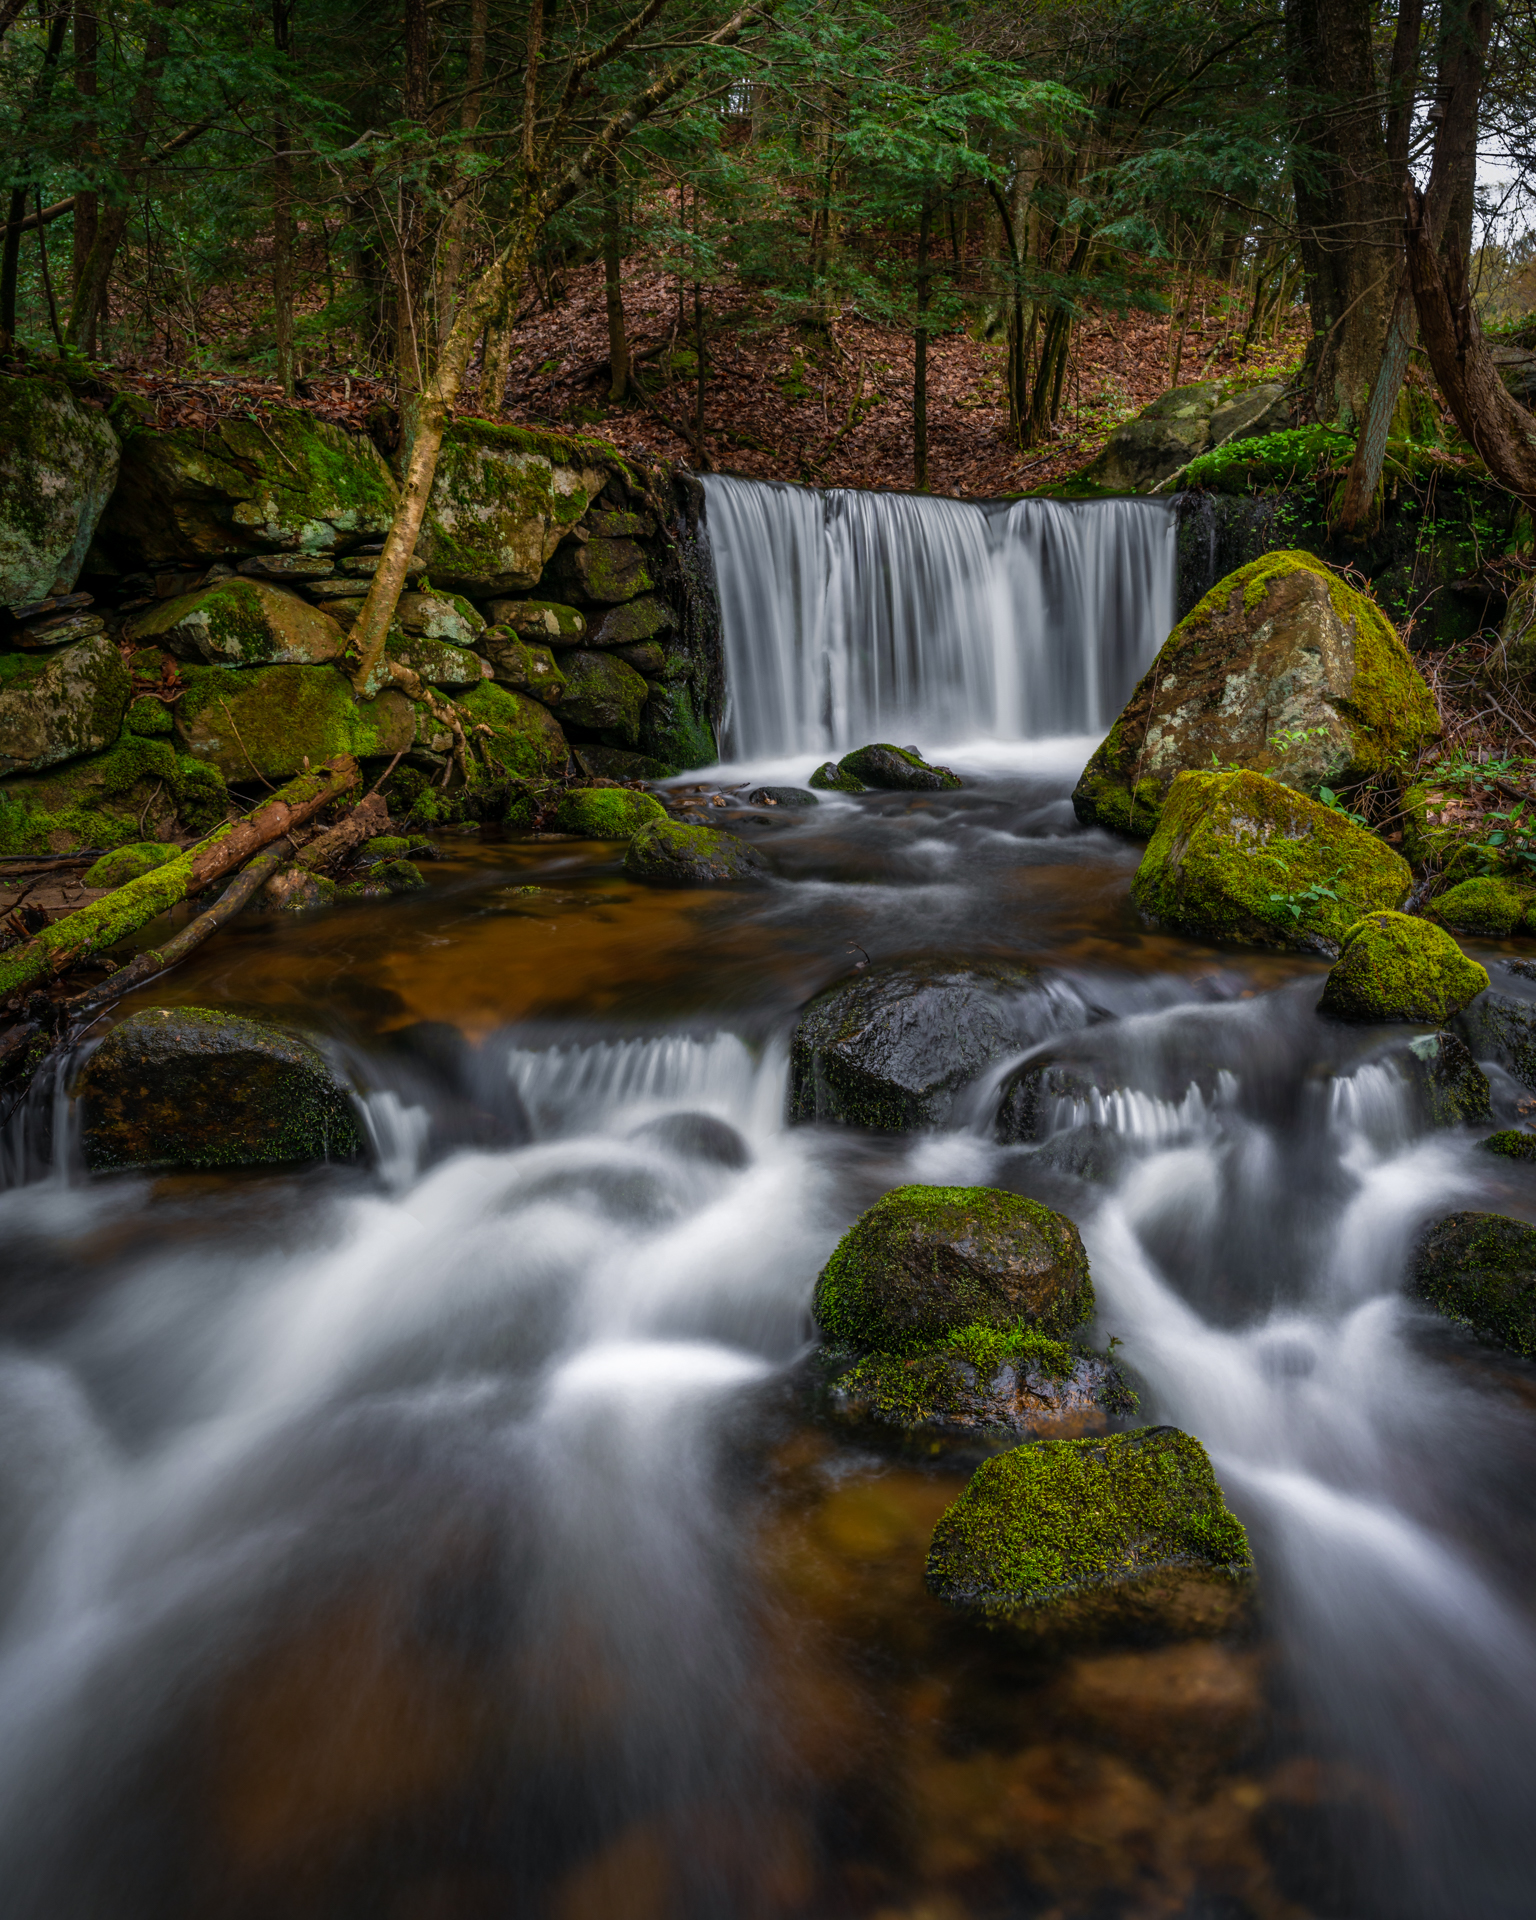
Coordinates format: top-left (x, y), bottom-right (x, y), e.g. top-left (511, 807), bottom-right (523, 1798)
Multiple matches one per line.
top-left (480, 631), bottom-right (566, 705)
top-left (485, 597), bottom-right (587, 640)
top-left (789, 958), bottom-right (1044, 1130)
top-left (549, 647), bottom-right (649, 745)
top-left (123, 578), bottom-right (347, 668)
top-left (1318, 912), bottom-right (1488, 1023)
top-left (549, 535), bottom-right (653, 605)
top-left (0, 734), bottom-right (226, 852)
top-left (1130, 768), bottom-right (1411, 954)
top-left (824, 1334), bottom-right (1135, 1443)
top-left (813, 1184), bottom-right (1094, 1350)
top-left (1079, 381), bottom-right (1286, 494)
top-left (1410, 1212), bottom-right (1536, 1359)
top-left (173, 665), bottom-right (427, 778)
top-left (415, 420), bottom-right (605, 594)
top-left (925, 1427), bottom-right (1253, 1636)
top-left (1452, 985), bottom-right (1536, 1090)
top-left (623, 818), bottom-right (770, 886)
top-left (1431, 875), bottom-right (1533, 937)
top-left (74, 1006), bottom-right (364, 1172)
top-left (1482, 1129), bottom-right (1536, 1161)
top-left (553, 787), bottom-right (667, 839)
top-left (386, 635), bottom-right (484, 688)
top-left (394, 589), bottom-right (485, 646)
top-left (636, 677), bottom-right (714, 770)
top-left (0, 636), bottom-right (131, 774)
top-left (98, 409), bottom-right (398, 566)
top-left (455, 679), bottom-right (570, 783)
top-left (809, 760), bottom-right (865, 793)
top-left (837, 743), bottom-right (961, 791)
top-left (0, 374), bottom-right (121, 608)
top-left (1403, 1031), bottom-right (1492, 1127)
top-left (1073, 553), bottom-right (1439, 836)
top-left (587, 594), bottom-right (674, 648)
top-left (82, 842), bottom-right (178, 889)
top-left (13, 610), bottom-right (105, 648)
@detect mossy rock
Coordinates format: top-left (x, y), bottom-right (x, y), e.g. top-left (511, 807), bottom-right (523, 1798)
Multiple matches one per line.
top-left (173, 664), bottom-right (427, 779)
top-left (1410, 1211), bottom-right (1536, 1358)
top-left (622, 818), bottom-right (770, 887)
top-left (1317, 912), bottom-right (1488, 1024)
top-left (456, 679), bottom-right (569, 783)
top-left (386, 635), bottom-right (484, 688)
top-left (587, 594), bottom-right (674, 648)
top-left (1501, 574), bottom-right (1536, 681)
top-left (924, 1426), bottom-right (1253, 1631)
top-left (485, 596), bottom-right (587, 640)
top-left (417, 419), bottom-right (607, 594)
top-left (1180, 423), bottom-right (1353, 495)
top-left (481, 631), bottom-right (566, 705)
top-left (125, 694), bottom-right (174, 737)
top-left (0, 734), bottom-right (227, 853)
top-left (814, 1184), bottom-right (1094, 1351)
top-left (98, 408), bottom-right (398, 567)
top-left (809, 760), bottom-right (865, 793)
top-left (1072, 553), bottom-right (1439, 837)
top-left (1431, 875), bottom-right (1534, 937)
top-left (1482, 1129), bottom-right (1536, 1161)
top-left (0, 372), bottom-right (121, 609)
top-left (394, 589), bottom-right (486, 647)
top-left (573, 744), bottom-right (677, 782)
top-left (790, 958), bottom-right (1043, 1130)
top-left (82, 841), bottom-right (179, 889)
top-left (1452, 985), bottom-right (1536, 1091)
top-left (1130, 768), bottom-right (1412, 954)
top-left (636, 678), bottom-right (715, 771)
top-left (549, 535), bottom-right (653, 605)
top-left (1404, 1031), bottom-right (1492, 1127)
top-left (124, 578), bottom-right (347, 668)
top-left (837, 744), bottom-right (961, 791)
top-left (73, 1006), bottom-right (364, 1172)
top-left (0, 636), bottom-right (131, 775)
top-left (370, 857), bottom-right (427, 894)
top-left (553, 786), bottom-right (667, 839)
top-left (549, 647), bottom-right (649, 746)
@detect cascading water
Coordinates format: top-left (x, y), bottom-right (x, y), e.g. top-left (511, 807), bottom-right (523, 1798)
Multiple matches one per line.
top-left (702, 473), bottom-right (1177, 758)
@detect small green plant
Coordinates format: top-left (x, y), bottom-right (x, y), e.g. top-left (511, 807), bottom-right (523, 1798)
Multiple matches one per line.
top-left (1317, 786), bottom-right (1370, 829)
top-left (1268, 722), bottom-right (1331, 750)
top-left (1265, 856), bottom-right (1343, 923)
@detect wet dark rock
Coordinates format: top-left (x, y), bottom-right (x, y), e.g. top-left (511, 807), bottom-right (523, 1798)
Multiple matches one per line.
top-left (837, 743), bottom-right (961, 791)
top-left (823, 1339), bottom-right (1135, 1444)
top-left (1482, 1129), bottom-right (1536, 1161)
top-left (1402, 1031), bottom-right (1492, 1128)
top-left (996, 1056), bottom-right (1119, 1144)
top-left (809, 760), bottom-right (864, 793)
top-left (813, 1183), bottom-right (1094, 1349)
top-left (1411, 1211), bottom-right (1536, 1359)
top-left (74, 1006), bottom-right (364, 1173)
top-left (746, 786), bottom-right (818, 808)
top-left (925, 1426), bottom-right (1254, 1643)
top-left (630, 1110), bottom-right (751, 1168)
top-left (790, 958), bottom-right (1043, 1131)
top-left (623, 818), bottom-right (771, 887)
top-left (1452, 987), bottom-right (1536, 1091)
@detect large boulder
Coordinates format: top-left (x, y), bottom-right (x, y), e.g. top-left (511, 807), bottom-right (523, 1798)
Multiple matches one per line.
top-left (0, 636), bottom-right (131, 775)
top-left (823, 1338), bottom-right (1135, 1443)
top-left (1431, 875), bottom-right (1534, 937)
top-left (0, 734), bottom-right (227, 853)
top-left (415, 420), bottom-right (605, 594)
top-left (0, 373), bottom-right (121, 608)
top-left (836, 743), bottom-right (961, 791)
top-left (553, 787), bottom-right (667, 839)
top-left (586, 594), bottom-right (674, 648)
top-left (623, 818), bottom-right (769, 886)
top-left (1411, 1212), bottom-right (1536, 1359)
top-left (1452, 982), bottom-right (1536, 1089)
top-left (173, 665), bottom-right (435, 779)
top-left (393, 589), bottom-right (485, 647)
top-left (124, 577), bottom-right (347, 667)
top-left (789, 958), bottom-right (1048, 1129)
top-left (455, 679), bottom-right (569, 782)
top-left (925, 1427), bottom-right (1253, 1637)
top-left (485, 596), bottom-right (587, 641)
top-left (549, 647), bottom-right (648, 745)
top-left (1073, 552), bottom-right (1439, 836)
top-left (98, 408), bottom-right (398, 565)
top-left (1079, 381), bottom-right (1286, 494)
top-left (1131, 769), bottom-right (1412, 954)
top-left (813, 1184), bottom-right (1094, 1350)
top-left (548, 535), bottom-right (653, 605)
top-left (74, 1006), bottom-right (364, 1172)
top-left (1318, 912), bottom-right (1488, 1024)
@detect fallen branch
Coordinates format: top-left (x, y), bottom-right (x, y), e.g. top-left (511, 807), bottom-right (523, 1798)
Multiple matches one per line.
top-left (293, 790), bottom-right (391, 872)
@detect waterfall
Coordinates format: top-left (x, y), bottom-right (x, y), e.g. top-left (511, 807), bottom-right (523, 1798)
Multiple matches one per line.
top-left (701, 474), bottom-right (1177, 760)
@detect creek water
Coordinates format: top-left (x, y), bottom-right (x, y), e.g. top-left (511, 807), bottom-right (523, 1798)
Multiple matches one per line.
top-left (0, 486), bottom-right (1534, 1919)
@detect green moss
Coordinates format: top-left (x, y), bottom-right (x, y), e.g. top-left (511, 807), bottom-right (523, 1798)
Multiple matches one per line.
top-left (1182, 425), bottom-right (1354, 495)
top-left (361, 835), bottom-right (413, 858)
top-left (125, 694), bottom-right (173, 737)
top-left (1318, 911), bottom-right (1489, 1023)
top-left (1431, 875), bottom-right (1532, 937)
top-left (924, 1426), bottom-right (1251, 1619)
top-left (0, 843), bottom-right (200, 994)
top-left (456, 678), bottom-right (569, 782)
top-left (372, 857), bottom-right (426, 893)
top-left (809, 760), bottom-right (865, 793)
top-left (1131, 768), bottom-right (1412, 952)
top-left (553, 787), bottom-right (666, 839)
top-left (622, 817), bottom-right (770, 886)
top-left (837, 744), bottom-right (962, 791)
top-left (1412, 1211), bottom-right (1536, 1358)
top-left (0, 734), bottom-right (228, 853)
top-left (637, 680), bottom-right (715, 771)
top-left (1482, 1129), bottom-right (1536, 1161)
top-left (82, 842), bottom-right (178, 889)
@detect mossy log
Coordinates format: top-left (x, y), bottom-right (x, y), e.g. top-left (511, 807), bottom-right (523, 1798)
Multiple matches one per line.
top-left (0, 756), bottom-right (359, 996)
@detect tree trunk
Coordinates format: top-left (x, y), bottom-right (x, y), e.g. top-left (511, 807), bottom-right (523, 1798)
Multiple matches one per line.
top-left (71, 2), bottom-right (98, 348)
top-left (434, 0), bottom-right (488, 355)
top-left (270, 0), bottom-right (296, 396)
top-left (913, 194), bottom-right (930, 490)
top-left (603, 154), bottom-right (630, 400)
top-left (1, 5), bottom-right (69, 341)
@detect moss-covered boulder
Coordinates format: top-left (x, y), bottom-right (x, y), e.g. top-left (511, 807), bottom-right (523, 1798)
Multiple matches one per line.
top-left (124, 578), bottom-right (347, 668)
top-left (1431, 875), bottom-right (1533, 937)
top-left (549, 647), bottom-right (648, 745)
top-left (814, 1184), bottom-right (1094, 1351)
top-left (173, 665), bottom-right (429, 779)
top-left (485, 596), bottom-right (587, 640)
top-left (1452, 984), bottom-right (1536, 1090)
top-left (415, 420), bottom-right (606, 594)
top-left (386, 635), bottom-right (484, 689)
top-left (1482, 1129), bottom-right (1536, 1161)
top-left (1131, 768), bottom-right (1411, 953)
top-left (0, 373), bottom-right (121, 609)
top-left (790, 958), bottom-right (1045, 1130)
top-left (1403, 1030), bottom-right (1492, 1127)
top-left (455, 679), bottom-right (569, 782)
top-left (0, 636), bottom-right (131, 774)
top-left (549, 535), bottom-right (653, 605)
top-left (623, 818), bottom-right (769, 886)
top-left (394, 589), bottom-right (485, 646)
top-left (82, 842), bottom-right (178, 889)
top-left (809, 760), bottom-right (865, 793)
top-left (636, 678), bottom-right (714, 770)
top-left (1317, 912), bottom-right (1488, 1023)
top-left (1410, 1212), bottom-right (1536, 1359)
top-left (587, 594), bottom-right (674, 648)
top-left (925, 1427), bottom-right (1252, 1638)
top-left (74, 1006), bottom-right (364, 1173)
top-left (481, 631), bottom-right (567, 705)
top-left (1073, 553), bottom-right (1439, 836)
top-left (573, 744), bottom-right (676, 782)
top-left (98, 409), bottom-right (398, 566)
top-left (0, 734), bottom-right (227, 853)
top-left (1079, 380), bottom-right (1286, 494)
top-left (553, 787), bottom-right (666, 839)
top-left (837, 743), bottom-right (961, 791)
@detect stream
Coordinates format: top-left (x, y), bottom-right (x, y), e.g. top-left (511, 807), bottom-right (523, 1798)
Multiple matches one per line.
top-left (0, 483), bottom-right (1534, 1919)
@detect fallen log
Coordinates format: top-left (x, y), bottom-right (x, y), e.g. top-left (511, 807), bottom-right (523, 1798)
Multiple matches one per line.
top-left (0, 757), bottom-right (359, 1000)
top-left (260, 791), bottom-right (391, 910)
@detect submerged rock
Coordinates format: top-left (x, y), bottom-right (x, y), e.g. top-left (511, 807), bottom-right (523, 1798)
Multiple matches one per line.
top-left (0, 374), bottom-right (121, 608)
top-left (1452, 985), bottom-right (1536, 1090)
top-left (789, 958), bottom-right (1045, 1130)
top-left (1318, 912), bottom-right (1488, 1024)
top-left (1431, 875), bottom-right (1534, 937)
top-left (74, 1006), bottom-right (364, 1172)
top-left (1073, 552), bottom-right (1438, 836)
top-left (1131, 769), bottom-right (1411, 954)
top-left (1411, 1211), bottom-right (1536, 1359)
top-left (836, 743), bottom-right (961, 791)
top-left (553, 786), bottom-right (666, 839)
top-left (813, 1184), bottom-right (1094, 1349)
top-left (925, 1426), bottom-right (1253, 1640)
top-left (629, 1110), bottom-right (751, 1168)
top-left (124, 577), bottom-right (347, 667)
top-left (623, 818), bottom-right (770, 886)
top-left (0, 636), bottom-right (132, 775)
top-left (747, 786), bottom-right (818, 808)
top-left (995, 1056), bottom-right (1120, 1143)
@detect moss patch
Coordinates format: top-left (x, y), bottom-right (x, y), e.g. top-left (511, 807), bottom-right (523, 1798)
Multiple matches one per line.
top-left (82, 842), bottom-right (179, 889)
top-left (553, 787), bottom-right (666, 839)
top-left (1482, 1129), bottom-right (1536, 1161)
top-left (1411, 1211), bottom-right (1536, 1359)
top-left (457, 678), bottom-right (569, 783)
top-left (0, 733), bottom-right (228, 853)
top-left (622, 817), bottom-right (770, 886)
top-left (810, 760), bottom-right (865, 793)
top-left (1431, 875), bottom-right (1533, 937)
top-left (1318, 912), bottom-right (1488, 1023)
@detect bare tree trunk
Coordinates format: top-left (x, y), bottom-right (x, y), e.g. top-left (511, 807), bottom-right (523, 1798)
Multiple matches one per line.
top-left (913, 193), bottom-right (930, 490)
top-left (434, 0), bottom-right (489, 355)
top-left (271, 0), bottom-right (296, 395)
top-left (603, 153), bottom-right (630, 400)
top-left (71, 1), bottom-right (99, 349)
top-left (1, 5), bottom-right (69, 342)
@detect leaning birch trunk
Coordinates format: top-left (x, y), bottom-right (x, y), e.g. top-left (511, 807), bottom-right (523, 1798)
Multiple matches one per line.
top-left (0, 757), bottom-right (359, 997)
